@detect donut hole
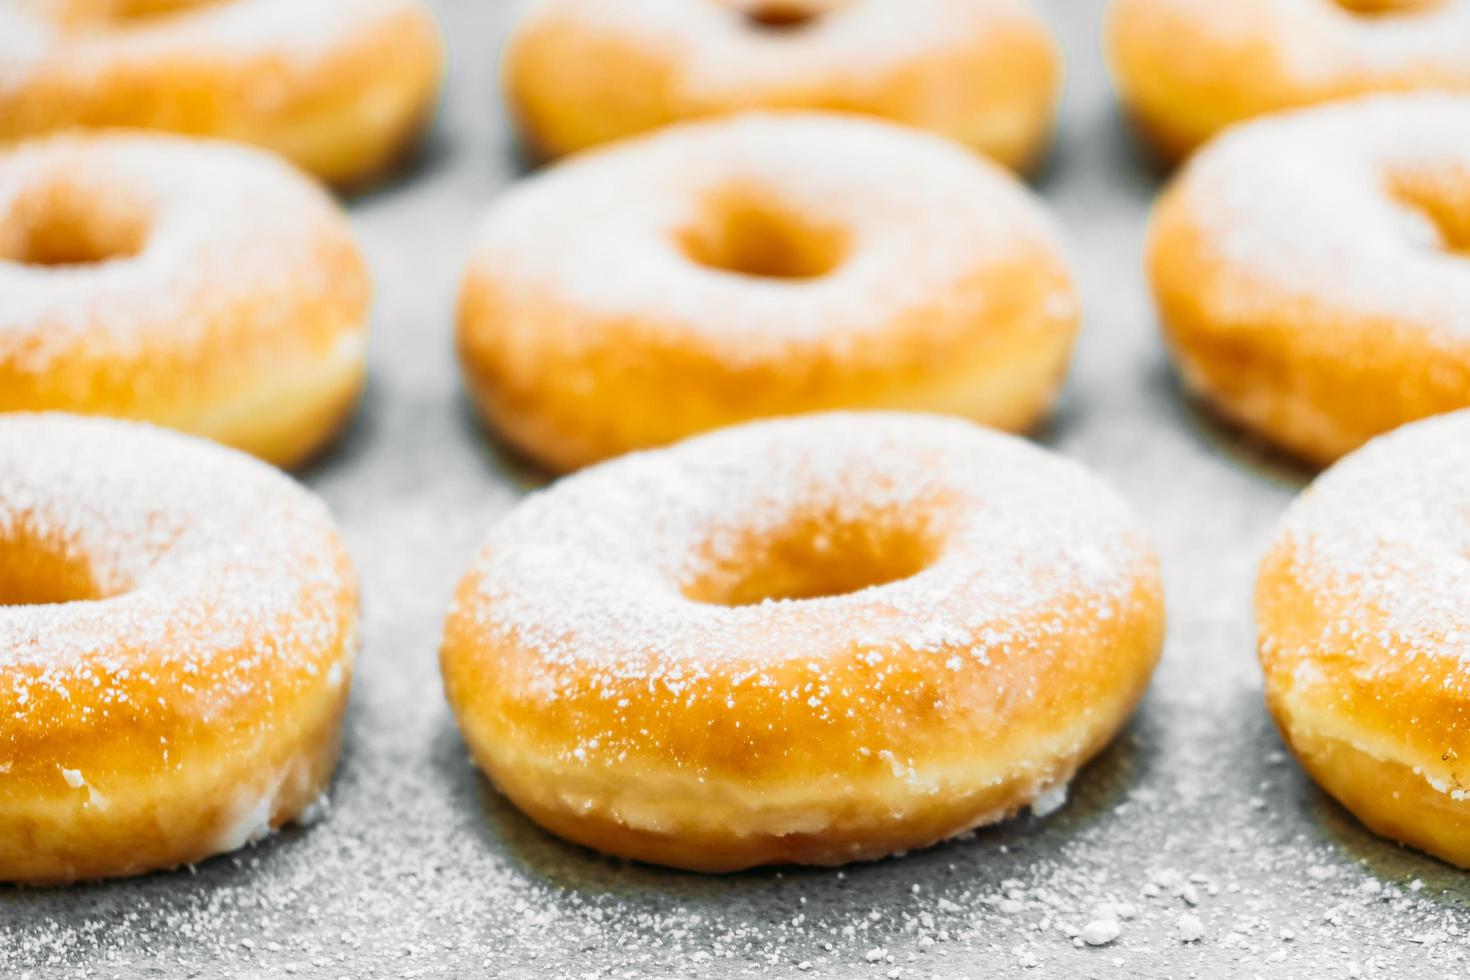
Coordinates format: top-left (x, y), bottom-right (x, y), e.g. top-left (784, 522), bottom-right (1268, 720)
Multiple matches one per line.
top-left (0, 179), bottom-right (150, 267)
top-left (740, 2), bottom-right (823, 30)
top-left (1391, 175), bottom-right (1470, 257)
top-left (682, 509), bottom-right (943, 606)
top-left (0, 527), bottom-right (118, 606)
top-left (1332, 0), bottom-right (1443, 16)
top-left (678, 190), bottom-right (850, 281)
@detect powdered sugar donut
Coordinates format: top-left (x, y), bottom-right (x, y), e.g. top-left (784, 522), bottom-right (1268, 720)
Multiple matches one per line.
top-left (0, 414), bottom-right (359, 884)
top-left (504, 0), bottom-right (1061, 172)
top-left (0, 0), bottom-right (442, 189)
top-left (0, 131), bottom-right (371, 468)
top-left (1147, 94), bottom-right (1470, 465)
top-left (1108, 0), bottom-right (1470, 161)
top-left (441, 412), bottom-right (1165, 871)
top-left (458, 112), bottom-right (1079, 472)
top-left (1258, 409), bottom-right (1470, 867)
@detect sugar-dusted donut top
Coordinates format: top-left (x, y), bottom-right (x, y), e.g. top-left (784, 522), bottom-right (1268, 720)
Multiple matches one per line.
top-left (513, 0), bottom-right (1046, 91)
top-left (466, 111), bottom-right (1073, 354)
top-left (1170, 93), bottom-right (1470, 340)
top-left (0, 0), bottom-right (422, 70)
top-left (455, 412), bottom-right (1155, 678)
top-left (0, 414), bottom-right (356, 749)
top-left (0, 131), bottom-right (367, 373)
top-left (1268, 408), bottom-right (1470, 673)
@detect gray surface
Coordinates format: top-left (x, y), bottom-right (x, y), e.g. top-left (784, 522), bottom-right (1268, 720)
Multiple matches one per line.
top-left (4, 2), bottom-right (1468, 977)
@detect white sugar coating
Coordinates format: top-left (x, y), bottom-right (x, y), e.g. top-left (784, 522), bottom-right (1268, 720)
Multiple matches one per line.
top-left (0, 413), bottom-right (354, 735)
top-left (455, 412), bottom-right (1153, 695)
top-left (517, 0), bottom-right (1043, 92)
top-left (1172, 93), bottom-right (1470, 342)
top-left (466, 111), bottom-right (1072, 359)
top-left (1267, 408), bottom-right (1470, 666)
top-left (0, 130), bottom-right (363, 376)
top-left (0, 0), bottom-right (426, 82)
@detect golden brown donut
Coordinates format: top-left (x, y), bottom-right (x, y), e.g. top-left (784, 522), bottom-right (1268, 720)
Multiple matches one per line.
top-left (441, 412), bottom-right (1165, 872)
top-left (0, 131), bottom-right (372, 468)
top-left (0, 0), bottom-right (443, 189)
top-left (458, 112), bottom-right (1080, 472)
top-left (1258, 409), bottom-right (1470, 868)
top-left (1108, 0), bottom-right (1470, 162)
top-left (1147, 94), bottom-right (1470, 466)
top-left (503, 0), bottom-right (1061, 172)
top-left (0, 413), bottom-right (359, 884)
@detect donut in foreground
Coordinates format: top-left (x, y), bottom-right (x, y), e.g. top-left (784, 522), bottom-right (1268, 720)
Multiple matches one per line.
top-left (503, 0), bottom-right (1061, 172)
top-left (1107, 0), bottom-right (1470, 162)
top-left (1147, 94), bottom-right (1470, 466)
top-left (0, 414), bottom-right (359, 884)
top-left (0, 0), bottom-right (444, 189)
top-left (458, 112), bottom-right (1080, 472)
top-left (0, 131), bottom-right (371, 468)
top-left (441, 412), bottom-right (1165, 871)
top-left (1258, 410), bottom-right (1470, 868)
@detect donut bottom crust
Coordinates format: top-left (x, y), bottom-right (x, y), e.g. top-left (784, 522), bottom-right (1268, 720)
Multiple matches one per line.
top-left (458, 669), bottom-right (1134, 869)
top-left (3, 330), bottom-right (366, 470)
top-left (448, 590), bottom-right (1161, 872)
top-left (1157, 299), bottom-right (1470, 468)
top-left (254, 59), bottom-right (440, 192)
top-left (465, 712), bottom-right (1131, 873)
top-left (0, 676), bottom-right (350, 885)
top-left (1267, 707), bottom-right (1470, 870)
top-left (461, 312), bottom-right (1075, 473)
top-left (175, 331), bottom-right (368, 469)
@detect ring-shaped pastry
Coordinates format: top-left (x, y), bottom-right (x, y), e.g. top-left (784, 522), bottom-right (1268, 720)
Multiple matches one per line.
top-left (441, 412), bottom-right (1165, 871)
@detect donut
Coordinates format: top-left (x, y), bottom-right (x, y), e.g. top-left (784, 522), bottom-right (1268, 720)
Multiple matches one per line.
top-left (0, 413), bottom-right (359, 884)
top-left (0, 131), bottom-right (372, 468)
top-left (1107, 0), bottom-right (1470, 162)
top-left (503, 0), bottom-right (1062, 172)
top-left (1146, 94), bottom-right (1470, 466)
top-left (1258, 409), bottom-right (1470, 868)
top-left (458, 112), bottom-right (1080, 472)
top-left (441, 412), bottom-right (1165, 871)
top-left (0, 0), bottom-right (443, 188)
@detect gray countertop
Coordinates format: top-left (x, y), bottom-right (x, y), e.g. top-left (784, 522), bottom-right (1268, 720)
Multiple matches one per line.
top-left (5, 2), bottom-right (1468, 977)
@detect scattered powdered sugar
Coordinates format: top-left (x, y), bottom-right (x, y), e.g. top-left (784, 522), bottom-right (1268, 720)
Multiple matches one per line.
top-left (0, 413), bottom-right (355, 759)
top-left (1171, 93), bottom-right (1470, 343)
top-left (1030, 781), bottom-right (1070, 818)
top-left (466, 111), bottom-right (1071, 363)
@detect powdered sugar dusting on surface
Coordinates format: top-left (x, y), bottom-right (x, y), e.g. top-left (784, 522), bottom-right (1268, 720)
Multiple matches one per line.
top-left (1176, 93), bottom-right (1470, 342)
top-left (0, 413), bottom-right (354, 743)
top-left (1269, 409), bottom-right (1470, 670)
top-left (467, 111), bottom-right (1070, 359)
